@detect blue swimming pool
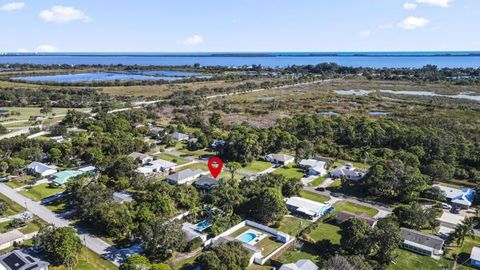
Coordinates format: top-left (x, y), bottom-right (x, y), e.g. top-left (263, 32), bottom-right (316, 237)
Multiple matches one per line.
top-left (195, 219), bottom-right (212, 232)
top-left (238, 232), bottom-right (256, 244)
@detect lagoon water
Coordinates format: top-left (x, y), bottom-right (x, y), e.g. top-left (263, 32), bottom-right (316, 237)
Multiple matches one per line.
top-left (11, 72), bottom-right (184, 83)
top-left (335, 89), bottom-right (480, 102)
top-left (1, 52), bottom-right (480, 68)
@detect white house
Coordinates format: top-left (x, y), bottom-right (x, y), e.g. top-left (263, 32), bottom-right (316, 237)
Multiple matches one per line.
top-left (27, 162), bottom-right (57, 177)
top-left (299, 159), bottom-right (328, 176)
top-left (330, 163), bottom-right (365, 181)
top-left (280, 259), bottom-right (318, 270)
top-left (0, 230), bottom-right (25, 250)
top-left (136, 159), bottom-right (177, 176)
top-left (129, 152), bottom-right (154, 165)
top-left (433, 184), bottom-right (476, 209)
top-left (400, 228), bottom-right (444, 257)
top-left (285, 197), bottom-right (332, 220)
top-left (166, 169), bottom-right (205, 185)
top-left (265, 154), bottom-right (295, 165)
top-left (172, 132), bottom-right (189, 141)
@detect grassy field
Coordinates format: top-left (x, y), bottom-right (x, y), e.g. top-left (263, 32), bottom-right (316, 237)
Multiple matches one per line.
top-left (306, 223), bottom-right (341, 243)
top-left (155, 153), bottom-right (189, 164)
top-left (388, 249), bottom-right (454, 270)
top-left (174, 144), bottom-right (215, 158)
top-left (332, 201), bottom-right (378, 217)
top-left (50, 247), bottom-right (118, 270)
top-left (273, 166), bottom-right (305, 180)
top-left (243, 160), bottom-right (272, 172)
top-left (300, 190), bottom-right (330, 203)
top-left (0, 107), bottom-right (90, 122)
top-left (0, 192), bottom-right (25, 217)
top-left (277, 249), bottom-right (318, 265)
top-left (308, 177), bottom-right (327, 187)
top-left (20, 183), bottom-right (64, 201)
top-left (276, 216), bottom-right (312, 236)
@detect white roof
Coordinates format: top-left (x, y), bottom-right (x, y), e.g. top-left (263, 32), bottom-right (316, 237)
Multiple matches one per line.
top-left (280, 259), bottom-right (318, 270)
top-left (433, 185), bottom-right (465, 199)
top-left (300, 159), bottom-right (326, 168)
top-left (285, 197), bottom-right (329, 215)
top-left (268, 154), bottom-right (295, 162)
top-left (471, 247), bottom-right (480, 261)
top-left (27, 162), bottom-right (56, 174)
top-left (148, 159), bottom-right (177, 169)
top-left (78, 166), bottom-right (95, 173)
top-left (136, 167), bottom-right (153, 175)
top-left (0, 230), bottom-right (24, 245)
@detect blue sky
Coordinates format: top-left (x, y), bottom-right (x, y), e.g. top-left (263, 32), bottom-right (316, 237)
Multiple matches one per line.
top-left (1, 0), bottom-right (479, 52)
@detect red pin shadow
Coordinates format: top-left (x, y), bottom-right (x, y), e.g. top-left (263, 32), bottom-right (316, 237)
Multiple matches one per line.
top-left (208, 157), bottom-right (223, 178)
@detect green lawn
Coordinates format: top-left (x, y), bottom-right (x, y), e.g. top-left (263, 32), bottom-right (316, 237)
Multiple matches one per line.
top-left (328, 179), bottom-right (341, 188)
top-left (273, 166), bottom-right (305, 180)
top-left (177, 163), bottom-right (209, 172)
top-left (300, 190), bottom-right (330, 203)
top-left (173, 252), bottom-right (201, 270)
top-left (20, 183), bottom-right (64, 201)
top-left (5, 180), bottom-right (25, 189)
top-left (306, 223), bottom-right (341, 243)
top-left (0, 193), bottom-right (25, 217)
top-left (50, 247), bottom-right (118, 270)
top-left (388, 249), bottom-right (454, 270)
top-left (175, 143), bottom-right (216, 158)
top-left (308, 177), bottom-right (327, 187)
top-left (0, 107), bottom-right (90, 121)
top-left (243, 160), bottom-right (273, 172)
top-left (276, 216), bottom-right (312, 236)
top-left (0, 221), bottom-right (10, 233)
top-left (332, 201), bottom-right (378, 217)
top-left (277, 249), bottom-right (318, 264)
top-left (155, 153), bottom-right (189, 164)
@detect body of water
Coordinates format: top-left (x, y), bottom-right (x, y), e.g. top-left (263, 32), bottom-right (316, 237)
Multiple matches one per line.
top-left (335, 89), bottom-right (480, 102)
top-left (11, 72), bottom-right (184, 83)
top-left (1, 52), bottom-right (480, 68)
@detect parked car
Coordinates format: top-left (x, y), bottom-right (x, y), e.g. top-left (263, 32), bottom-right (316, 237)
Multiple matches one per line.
top-left (441, 203), bottom-right (452, 210)
top-left (450, 207), bottom-right (460, 214)
top-left (316, 187), bottom-right (326, 192)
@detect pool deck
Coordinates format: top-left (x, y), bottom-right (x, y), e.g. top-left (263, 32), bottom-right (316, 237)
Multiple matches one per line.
top-left (228, 225), bottom-right (283, 256)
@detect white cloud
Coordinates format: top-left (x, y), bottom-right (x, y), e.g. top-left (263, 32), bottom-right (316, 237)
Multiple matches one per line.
top-left (1, 2), bottom-right (25, 11)
top-left (39, 6), bottom-right (90, 23)
top-left (35, 45), bottom-right (58, 53)
top-left (403, 2), bottom-right (418, 10)
top-left (358, 30), bottom-right (371, 38)
top-left (398, 16), bottom-right (429, 30)
top-left (379, 24), bottom-right (393, 30)
top-left (416, 0), bottom-right (452, 8)
top-left (183, 35), bottom-right (204, 45)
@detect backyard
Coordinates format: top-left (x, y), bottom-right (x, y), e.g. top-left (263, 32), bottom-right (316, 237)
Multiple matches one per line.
top-left (305, 222), bottom-right (341, 243)
top-left (20, 183), bottom-right (64, 201)
top-left (300, 190), bottom-right (330, 203)
top-left (155, 153), bottom-right (189, 164)
top-left (388, 249), bottom-right (454, 270)
top-left (243, 160), bottom-right (272, 172)
top-left (273, 166), bottom-right (305, 180)
top-left (332, 201), bottom-right (378, 217)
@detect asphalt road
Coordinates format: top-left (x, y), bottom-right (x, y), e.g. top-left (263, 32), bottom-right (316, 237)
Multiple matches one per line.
top-left (0, 183), bottom-right (121, 266)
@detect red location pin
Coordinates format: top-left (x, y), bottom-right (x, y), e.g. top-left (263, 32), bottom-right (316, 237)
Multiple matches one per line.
top-left (208, 157), bottom-right (223, 179)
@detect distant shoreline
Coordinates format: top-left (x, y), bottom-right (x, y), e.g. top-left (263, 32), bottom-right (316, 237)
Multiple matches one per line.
top-left (2, 52), bottom-right (480, 58)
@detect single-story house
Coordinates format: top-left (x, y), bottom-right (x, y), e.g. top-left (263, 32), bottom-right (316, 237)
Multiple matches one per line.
top-left (470, 247), bottom-right (480, 268)
top-left (400, 227), bottom-right (444, 257)
top-left (433, 184), bottom-right (476, 209)
top-left (27, 162), bottom-right (57, 177)
top-left (0, 250), bottom-right (49, 270)
top-left (51, 167), bottom-right (95, 186)
top-left (285, 197), bottom-right (333, 220)
top-left (193, 176), bottom-right (220, 191)
top-left (182, 223), bottom-right (209, 242)
top-left (265, 154), bottom-right (295, 165)
top-left (50, 136), bottom-right (69, 143)
top-left (280, 259), bottom-right (318, 270)
top-left (113, 192), bottom-right (133, 203)
top-left (128, 152), bottom-right (154, 165)
top-left (330, 163), bottom-right (365, 181)
top-left (136, 159), bottom-right (177, 176)
top-left (299, 159), bottom-right (328, 176)
top-left (167, 169), bottom-right (205, 185)
top-left (335, 211), bottom-right (377, 227)
top-left (172, 132), bottom-right (189, 141)
top-left (0, 230), bottom-right (25, 250)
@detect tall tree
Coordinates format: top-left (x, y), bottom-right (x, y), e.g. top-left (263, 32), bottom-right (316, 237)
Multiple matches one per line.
top-left (34, 225), bottom-right (82, 268)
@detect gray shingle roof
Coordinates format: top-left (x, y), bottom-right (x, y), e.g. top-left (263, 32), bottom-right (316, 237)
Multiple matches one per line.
top-left (400, 227), bottom-right (444, 250)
